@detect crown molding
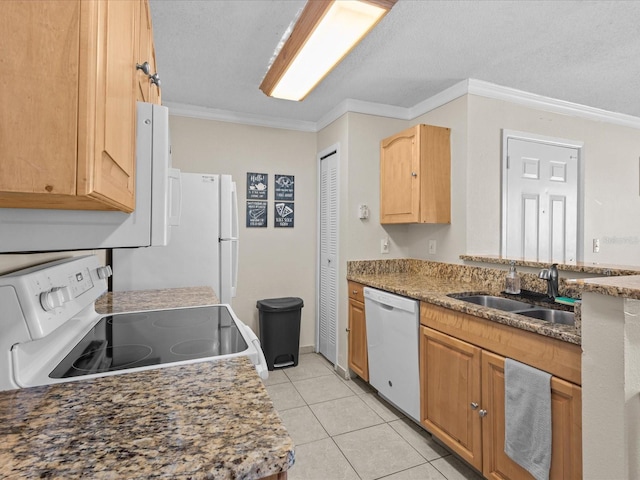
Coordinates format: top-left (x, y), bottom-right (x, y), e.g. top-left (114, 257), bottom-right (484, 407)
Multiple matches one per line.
top-left (316, 98), bottom-right (410, 130)
top-left (165, 78), bottom-right (640, 132)
top-left (408, 79), bottom-right (470, 119)
top-left (163, 102), bottom-right (317, 132)
top-left (467, 79), bottom-right (640, 130)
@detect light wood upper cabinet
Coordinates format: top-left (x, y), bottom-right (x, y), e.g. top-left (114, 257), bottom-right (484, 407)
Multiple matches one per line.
top-left (420, 303), bottom-right (582, 479)
top-left (347, 282), bottom-right (369, 381)
top-left (380, 124), bottom-right (451, 224)
top-left (0, 0), bottom-right (158, 213)
top-left (136, 0), bottom-right (161, 104)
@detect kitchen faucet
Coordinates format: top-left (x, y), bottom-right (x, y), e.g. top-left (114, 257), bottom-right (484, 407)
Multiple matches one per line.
top-left (538, 264), bottom-right (559, 299)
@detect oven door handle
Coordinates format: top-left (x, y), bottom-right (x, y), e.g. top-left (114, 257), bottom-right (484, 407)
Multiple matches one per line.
top-left (242, 324), bottom-right (269, 381)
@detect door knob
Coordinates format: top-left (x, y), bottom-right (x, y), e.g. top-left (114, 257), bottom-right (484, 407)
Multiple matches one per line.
top-left (479, 409), bottom-right (488, 417)
top-left (470, 402), bottom-right (479, 410)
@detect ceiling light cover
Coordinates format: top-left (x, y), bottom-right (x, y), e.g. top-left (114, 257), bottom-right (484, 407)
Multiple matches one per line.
top-left (260, 0), bottom-right (396, 101)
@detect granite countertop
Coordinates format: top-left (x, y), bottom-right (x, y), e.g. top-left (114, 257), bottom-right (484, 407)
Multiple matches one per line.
top-left (0, 287), bottom-right (294, 479)
top-left (573, 274), bottom-right (640, 300)
top-left (348, 271), bottom-right (581, 345)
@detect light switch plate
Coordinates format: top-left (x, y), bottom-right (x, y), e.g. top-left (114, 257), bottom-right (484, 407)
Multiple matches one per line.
top-left (428, 239), bottom-right (437, 255)
top-left (381, 237), bottom-right (389, 254)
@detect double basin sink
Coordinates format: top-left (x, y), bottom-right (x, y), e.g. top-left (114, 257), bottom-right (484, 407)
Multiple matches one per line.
top-left (448, 294), bottom-right (575, 326)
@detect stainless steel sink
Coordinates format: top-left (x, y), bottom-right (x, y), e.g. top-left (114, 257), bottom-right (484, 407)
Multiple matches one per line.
top-left (517, 308), bottom-right (575, 326)
top-left (449, 294), bottom-right (535, 312)
top-left (449, 293), bottom-right (575, 327)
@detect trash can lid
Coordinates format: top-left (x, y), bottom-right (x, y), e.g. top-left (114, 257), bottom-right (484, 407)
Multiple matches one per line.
top-left (256, 297), bottom-right (304, 312)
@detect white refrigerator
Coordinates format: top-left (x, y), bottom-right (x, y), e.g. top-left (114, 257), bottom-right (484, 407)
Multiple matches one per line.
top-left (111, 173), bottom-right (239, 304)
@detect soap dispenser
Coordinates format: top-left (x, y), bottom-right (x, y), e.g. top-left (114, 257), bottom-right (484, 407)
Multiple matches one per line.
top-left (505, 261), bottom-right (521, 294)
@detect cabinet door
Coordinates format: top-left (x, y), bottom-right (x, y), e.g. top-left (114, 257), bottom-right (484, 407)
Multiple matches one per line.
top-left (82, 0), bottom-right (137, 212)
top-left (420, 326), bottom-right (483, 470)
top-left (0, 1), bottom-right (80, 197)
top-left (380, 125), bottom-right (420, 223)
top-left (482, 351), bottom-right (582, 480)
top-left (136, 0), bottom-right (160, 104)
top-left (348, 298), bottom-right (369, 381)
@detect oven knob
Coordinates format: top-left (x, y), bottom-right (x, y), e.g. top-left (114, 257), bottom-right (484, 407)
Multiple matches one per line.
top-left (40, 286), bottom-right (72, 311)
top-left (96, 265), bottom-right (113, 279)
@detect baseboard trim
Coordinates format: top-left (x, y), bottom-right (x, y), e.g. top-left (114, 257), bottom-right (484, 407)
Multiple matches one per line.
top-left (299, 345), bottom-right (315, 355)
top-left (334, 363), bottom-right (350, 380)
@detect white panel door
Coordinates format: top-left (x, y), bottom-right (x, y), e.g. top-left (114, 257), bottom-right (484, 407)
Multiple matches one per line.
top-left (318, 150), bottom-right (338, 365)
top-left (505, 138), bottom-right (579, 263)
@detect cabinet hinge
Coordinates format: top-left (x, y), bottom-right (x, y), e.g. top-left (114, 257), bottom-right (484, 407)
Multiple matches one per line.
top-left (506, 156), bottom-right (510, 169)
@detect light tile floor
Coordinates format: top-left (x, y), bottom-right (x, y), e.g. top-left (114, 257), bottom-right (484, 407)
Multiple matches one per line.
top-left (264, 353), bottom-right (484, 480)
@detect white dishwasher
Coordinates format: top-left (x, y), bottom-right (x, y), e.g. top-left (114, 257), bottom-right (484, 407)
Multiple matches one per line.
top-left (364, 287), bottom-right (420, 422)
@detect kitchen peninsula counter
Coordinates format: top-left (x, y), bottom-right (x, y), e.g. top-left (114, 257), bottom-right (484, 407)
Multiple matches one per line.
top-left (0, 287), bottom-right (294, 480)
top-left (348, 259), bottom-right (581, 345)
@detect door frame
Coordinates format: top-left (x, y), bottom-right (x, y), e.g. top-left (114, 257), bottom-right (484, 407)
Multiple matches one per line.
top-left (315, 143), bottom-right (341, 364)
top-left (501, 130), bottom-right (585, 262)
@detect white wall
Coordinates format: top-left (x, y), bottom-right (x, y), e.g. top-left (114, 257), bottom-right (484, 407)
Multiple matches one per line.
top-left (167, 115), bottom-right (318, 349)
top-left (466, 95), bottom-right (640, 266)
top-left (407, 96), bottom-right (469, 263)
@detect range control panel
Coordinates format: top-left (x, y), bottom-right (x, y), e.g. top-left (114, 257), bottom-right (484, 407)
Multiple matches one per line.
top-left (0, 255), bottom-right (110, 340)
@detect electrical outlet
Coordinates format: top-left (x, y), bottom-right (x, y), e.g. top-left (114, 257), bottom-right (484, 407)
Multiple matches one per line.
top-left (593, 238), bottom-right (600, 253)
top-left (428, 239), bottom-right (437, 255)
top-left (381, 237), bottom-right (390, 254)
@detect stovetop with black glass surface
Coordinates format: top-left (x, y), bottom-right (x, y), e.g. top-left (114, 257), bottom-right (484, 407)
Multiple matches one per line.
top-left (50, 305), bottom-right (247, 378)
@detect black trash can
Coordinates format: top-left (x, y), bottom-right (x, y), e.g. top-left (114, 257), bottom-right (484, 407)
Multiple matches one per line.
top-left (257, 297), bottom-right (304, 371)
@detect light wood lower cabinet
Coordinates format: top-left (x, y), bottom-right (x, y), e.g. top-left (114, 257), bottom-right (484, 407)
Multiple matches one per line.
top-left (420, 303), bottom-right (582, 479)
top-left (347, 281), bottom-right (369, 381)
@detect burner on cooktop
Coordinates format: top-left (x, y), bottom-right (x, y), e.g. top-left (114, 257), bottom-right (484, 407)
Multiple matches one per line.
top-left (72, 344), bottom-right (153, 373)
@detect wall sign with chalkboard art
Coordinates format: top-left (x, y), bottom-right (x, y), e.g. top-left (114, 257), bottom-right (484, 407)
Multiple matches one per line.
top-left (247, 172), bottom-right (268, 199)
top-left (274, 174), bottom-right (295, 201)
top-left (274, 202), bottom-right (294, 228)
top-left (246, 201), bottom-right (267, 227)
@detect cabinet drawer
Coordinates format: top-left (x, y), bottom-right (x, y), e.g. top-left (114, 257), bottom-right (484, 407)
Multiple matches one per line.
top-left (348, 281), bottom-right (365, 302)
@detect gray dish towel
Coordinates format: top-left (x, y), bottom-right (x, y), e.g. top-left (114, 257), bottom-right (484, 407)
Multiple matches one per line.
top-left (504, 358), bottom-right (552, 480)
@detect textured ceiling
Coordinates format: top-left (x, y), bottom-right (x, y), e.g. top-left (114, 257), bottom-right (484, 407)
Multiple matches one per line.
top-left (150, 0), bottom-right (640, 125)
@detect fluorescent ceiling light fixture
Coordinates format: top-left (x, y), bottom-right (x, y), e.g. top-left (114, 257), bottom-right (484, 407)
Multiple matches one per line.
top-left (260, 0), bottom-right (396, 101)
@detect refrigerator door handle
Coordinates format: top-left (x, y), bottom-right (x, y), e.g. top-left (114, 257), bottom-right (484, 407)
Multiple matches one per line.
top-left (230, 182), bottom-right (239, 298)
top-left (231, 238), bottom-right (238, 298)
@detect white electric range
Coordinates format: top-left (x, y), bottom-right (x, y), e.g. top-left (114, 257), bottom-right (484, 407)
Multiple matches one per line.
top-left (0, 255), bottom-right (267, 391)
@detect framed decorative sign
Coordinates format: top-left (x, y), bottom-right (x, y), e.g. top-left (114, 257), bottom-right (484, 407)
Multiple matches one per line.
top-left (246, 201), bottom-right (267, 227)
top-left (247, 172), bottom-right (268, 200)
top-left (274, 202), bottom-right (294, 228)
top-left (274, 174), bottom-right (295, 201)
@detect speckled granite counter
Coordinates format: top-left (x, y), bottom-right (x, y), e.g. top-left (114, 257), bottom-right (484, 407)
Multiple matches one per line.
top-left (0, 287), bottom-right (294, 480)
top-left (348, 259), bottom-right (581, 345)
top-left (95, 286), bottom-right (221, 314)
top-left (576, 274), bottom-right (640, 300)
top-left (460, 254), bottom-right (640, 276)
